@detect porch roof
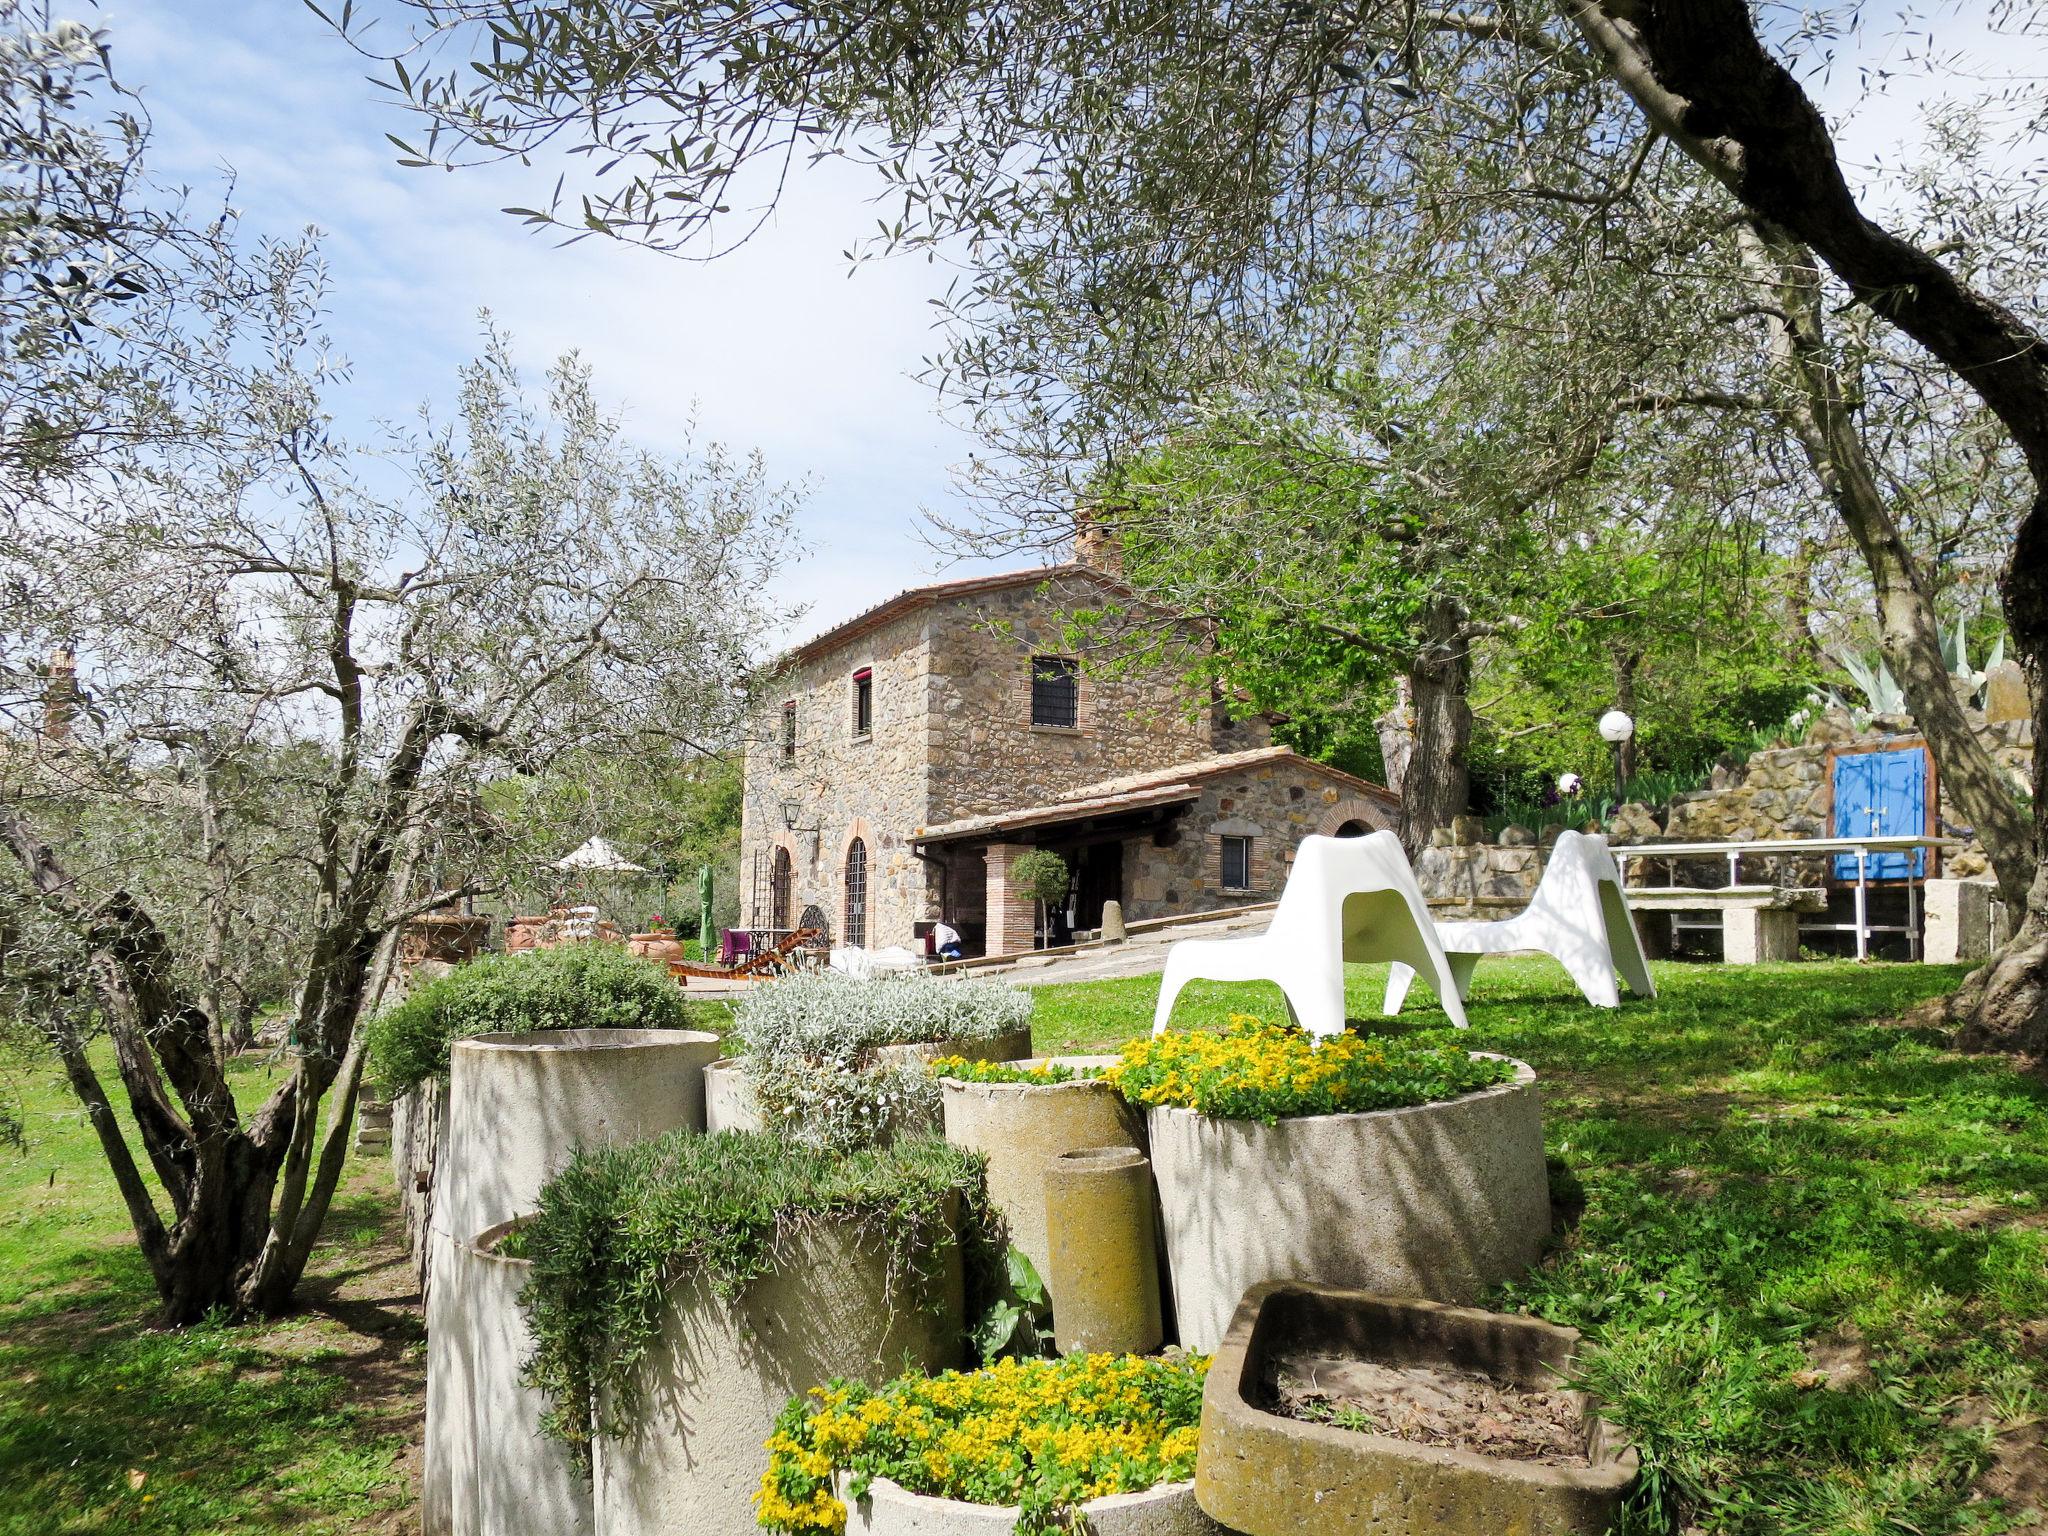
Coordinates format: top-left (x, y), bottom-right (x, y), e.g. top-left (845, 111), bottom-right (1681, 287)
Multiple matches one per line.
top-left (912, 782), bottom-right (1202, 846)
top-left (910, 745), bottom-right (1397, 847)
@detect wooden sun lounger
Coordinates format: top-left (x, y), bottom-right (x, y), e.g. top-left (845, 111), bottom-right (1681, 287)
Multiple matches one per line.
top-left (669, 927), bottom-right (820, 983)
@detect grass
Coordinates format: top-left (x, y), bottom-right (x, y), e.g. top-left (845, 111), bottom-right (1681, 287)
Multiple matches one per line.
top-left (1033, 957), bottom-right (2048, 1535)
top-left (0, 1045), bottom-right (422, 1536)
top-left (3, 958), bottom-right (2042, 1534)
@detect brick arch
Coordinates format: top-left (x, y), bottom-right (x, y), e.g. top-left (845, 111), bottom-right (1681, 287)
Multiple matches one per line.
top-left (1316, 795), bottom-right (1395, 837)
top-left (837, 816), bottom-right (876, 871)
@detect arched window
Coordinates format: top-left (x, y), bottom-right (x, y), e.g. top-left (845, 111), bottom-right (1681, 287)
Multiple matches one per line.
top-left (771, 846), bottom-right (793, 931)
top-left (843, 838), bottom-right (868, 949)
top-left (1335, 819), bottom-right (1371, 837)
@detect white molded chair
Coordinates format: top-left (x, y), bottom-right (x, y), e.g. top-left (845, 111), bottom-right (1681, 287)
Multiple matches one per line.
top-left (1382, 830), bottom-right (1656, 1013)
top-left (1152, 830), bottom-right (1470, 1038)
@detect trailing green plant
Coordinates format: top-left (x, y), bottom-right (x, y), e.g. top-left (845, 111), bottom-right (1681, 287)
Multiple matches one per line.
top-left (1106, 1015), bottom-right (1517, 1123)
top-left (518, 1129), bottom-right (988, 1466)
top-left (926, 1057), bottom-right (1099, 1086)
top-left (361, 941), bottom-right (693, 1092)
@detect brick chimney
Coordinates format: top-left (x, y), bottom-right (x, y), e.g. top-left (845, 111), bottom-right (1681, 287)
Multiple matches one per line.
top-left (43, 646), bottom-right (76, 743)
top-left (1071, 506), bottom-right (1124, 577)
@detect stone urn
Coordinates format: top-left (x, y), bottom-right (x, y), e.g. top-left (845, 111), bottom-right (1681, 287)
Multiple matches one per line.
top-left (626, 930), bottom-right (687, 966)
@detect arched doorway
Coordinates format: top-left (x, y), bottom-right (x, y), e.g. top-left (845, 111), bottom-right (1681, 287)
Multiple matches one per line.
top-left (843, 838), bottom-right (868, 948)
top-left (1335, 819), bottom-right (1371, 837)
top-left (771, 846), bottom-right (793, 930)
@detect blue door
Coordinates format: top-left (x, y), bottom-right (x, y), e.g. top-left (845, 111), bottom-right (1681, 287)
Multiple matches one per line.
top-left (1831, 747), bottom-right (1927, 880)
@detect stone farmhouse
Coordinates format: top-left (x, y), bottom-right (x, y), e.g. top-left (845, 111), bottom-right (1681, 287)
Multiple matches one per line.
top-left (737, 553), bottom-right (1400, 959)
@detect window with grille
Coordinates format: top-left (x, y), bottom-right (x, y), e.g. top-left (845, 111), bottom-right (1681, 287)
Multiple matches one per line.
top-left (1030, 656), bottom-right (1079, 728)
top-left (843, 839), bottom-right (868, 949)
top-left (781, 700), bottom-right (797, 761)
top-left (852, 668), bottom-right (873, 737)
top-left (771, 846), bottom-right (793, 930)
top-left (1220, 835), bottom-right (1253, 891)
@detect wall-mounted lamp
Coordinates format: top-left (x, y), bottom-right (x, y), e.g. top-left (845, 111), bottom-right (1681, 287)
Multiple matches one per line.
top-left (780, 799), bottom-right (818, 834)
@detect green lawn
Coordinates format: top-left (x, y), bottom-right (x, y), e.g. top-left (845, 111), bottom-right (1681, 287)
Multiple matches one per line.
top-left (3, 959), bottom-right (2042, 1535)
top-left (0, 1048), bottom-right (420, 1536)
top-left (1035, 957), bottom-right (2048, 1535)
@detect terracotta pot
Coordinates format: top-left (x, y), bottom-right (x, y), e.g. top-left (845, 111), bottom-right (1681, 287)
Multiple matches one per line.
top-left (627, 933), bottom-right (686, 965)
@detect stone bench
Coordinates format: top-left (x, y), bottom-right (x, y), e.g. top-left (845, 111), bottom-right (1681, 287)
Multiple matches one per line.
top-left (1624, 885), bottom-right (1826, 964)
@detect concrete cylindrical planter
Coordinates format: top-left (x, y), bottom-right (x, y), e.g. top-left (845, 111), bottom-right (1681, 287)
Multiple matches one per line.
top-left (594, 1223), bottom-right (965, 1536)
top-left (1149, 1057), bottom-right (1549, 1352)
top-left (838, 1474), bottom-right (1226, 1535)
top-left (1044, 1146), bottom-right (1163, 1356)
top-left (436, 1028), bottom-right (722, 1245)
top-left (423, 1222), bottom-right (595, 1536)
top-left (705, 1030), bottom-right (1033, 1139)
top-left (703, 1056), bottom-right (761, 1133)
top-left (937, 1056), bottom-right (1141, 1285)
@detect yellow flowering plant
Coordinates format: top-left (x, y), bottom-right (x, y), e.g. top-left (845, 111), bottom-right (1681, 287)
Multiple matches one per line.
top-left (755, 1352), bottom-right (1208, 1536)
top-left (1105, 1014), bottom-right (1514, 1123)
top-left (924, 1057), bottom-right (1099, 1086)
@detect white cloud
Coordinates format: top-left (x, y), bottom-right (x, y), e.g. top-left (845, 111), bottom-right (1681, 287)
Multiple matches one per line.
top-left (97, 0), bottom-right (1019, 644)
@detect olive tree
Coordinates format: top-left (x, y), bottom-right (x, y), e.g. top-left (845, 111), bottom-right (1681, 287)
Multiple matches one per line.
top-left (341, 0), bottom-right (2048, 1049)
top-left (0, 246), bottom-right (795, 1321)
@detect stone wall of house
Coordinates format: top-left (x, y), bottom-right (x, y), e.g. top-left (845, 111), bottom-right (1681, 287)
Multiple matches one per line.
top-left (1117, 763), bottom-right (1399, 922)
top-left (923, 581), bottom-right (1220, 824)
top-left (738, 605), bottom-right (939, 948)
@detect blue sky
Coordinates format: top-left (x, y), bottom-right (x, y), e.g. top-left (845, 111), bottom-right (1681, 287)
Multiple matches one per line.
top-left (90, 0), bottom-right (2042, 645)
top-left (99, 0), bottom-right (1002, 644)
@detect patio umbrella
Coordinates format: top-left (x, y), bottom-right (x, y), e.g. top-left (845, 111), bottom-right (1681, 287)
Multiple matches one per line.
top-left (551, 836), bottom-right (648, 873)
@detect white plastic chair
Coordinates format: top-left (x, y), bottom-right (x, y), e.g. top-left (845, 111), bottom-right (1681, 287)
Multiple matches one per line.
top-left (1382, 830), bottom-right (1656, 1013)
top-left (1151, 830), bottom-right (1470, 1037)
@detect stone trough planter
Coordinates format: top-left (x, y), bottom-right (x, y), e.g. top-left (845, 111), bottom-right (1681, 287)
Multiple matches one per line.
top-left (1195, 1281), bottom-right (1638, 1536)
top-left (1148, 1055), bottom-right (1548, 1351)
top-left (837, 1474), bottom-right (1226, 1535)
top-left (424, 1220), bottom-right (594, 1536)
top-left (436, 1027), bottom-right (722, 1246)
top-left (593, 1221), bottom-right (966, 1536)
top-left (936, 1055), bottom-right (1141, 1284)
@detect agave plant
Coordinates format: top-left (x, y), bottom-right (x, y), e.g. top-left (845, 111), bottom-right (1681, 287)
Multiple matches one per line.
top-left (1831, 649), bottom-right (1907, 720)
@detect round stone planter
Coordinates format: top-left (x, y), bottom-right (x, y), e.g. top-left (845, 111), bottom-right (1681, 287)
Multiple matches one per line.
top-left (1149, 1056), bottom-right (1549, 1352)
top-left (937, 1056), bottom-right (1141, 1285)
top-left (837, 1474), bottom-right (1227, 1535)
top-left (437, 1028), bottom-right (722, 1245)
top-left (424, 1221), bottom-right (594, 1536)
top-left (593, 1221), bottom-right (966, 1536)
